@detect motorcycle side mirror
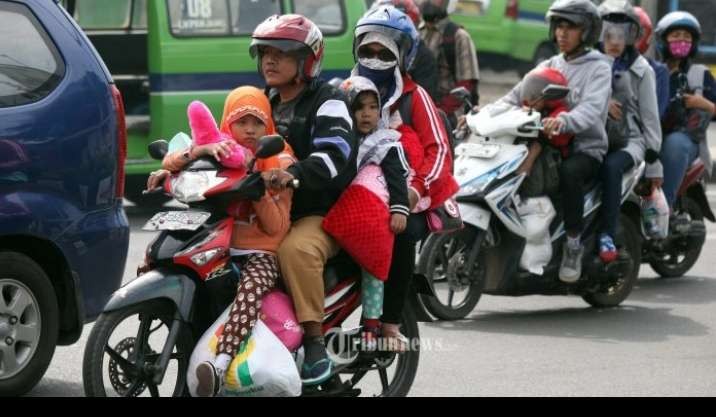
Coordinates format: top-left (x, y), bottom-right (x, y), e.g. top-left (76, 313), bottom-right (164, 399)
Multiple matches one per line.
top-left (148, 140), bottom-right (169, 161)
top-left (540, 84), bottom-right (570, 102)
top-left (255, 135), bottom-right (285, 159)
top-left (450, 86), bottom-right (471, 102)
top-left (327, 77), bottom-right (344, 88)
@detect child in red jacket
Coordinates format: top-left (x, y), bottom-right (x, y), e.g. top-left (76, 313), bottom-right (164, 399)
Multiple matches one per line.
top-left (516, 67), bottom-right (574, 183)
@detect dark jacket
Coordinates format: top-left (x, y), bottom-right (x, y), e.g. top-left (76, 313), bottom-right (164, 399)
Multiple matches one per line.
top-left (268, 79), bottom-right (357, 221)
top-left (409, 40), bottom-right (439, 101)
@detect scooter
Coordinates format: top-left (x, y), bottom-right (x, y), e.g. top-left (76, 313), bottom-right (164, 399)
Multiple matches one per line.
top-left (417, 85), bottom-right (644, 321)
top-left (82, 135), bottom-right (419, 397)
top-left (630, 159), bottom-right (714, 278)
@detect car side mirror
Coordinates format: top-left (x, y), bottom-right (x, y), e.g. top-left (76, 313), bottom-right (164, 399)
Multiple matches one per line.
top-left (148, 140), bottom-right (169, 161)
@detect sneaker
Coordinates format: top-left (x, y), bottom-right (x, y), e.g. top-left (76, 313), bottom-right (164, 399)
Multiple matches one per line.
top-left (195, 361), bottom-right (223, 397)
top-left (559, 242), bottom-right (583, 283)
top-left (598, 234), bottom-right (618, 264)
top-left (301, 339), bottom-right (333, 386)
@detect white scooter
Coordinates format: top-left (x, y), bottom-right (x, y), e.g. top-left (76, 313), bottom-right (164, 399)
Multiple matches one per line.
top-left (417, 85), bottom-right (644, 320)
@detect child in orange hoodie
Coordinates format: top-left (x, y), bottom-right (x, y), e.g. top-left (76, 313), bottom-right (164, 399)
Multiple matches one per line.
top-left (161, 87), bottom-right (295, 397)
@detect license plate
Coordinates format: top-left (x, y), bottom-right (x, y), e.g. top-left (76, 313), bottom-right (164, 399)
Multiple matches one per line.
top-left (142, 211), bottom-right (211, 231)
top-left (458, 203), bottom-right (491, 230)
top-left (457, 142), bottom-right (500, 159)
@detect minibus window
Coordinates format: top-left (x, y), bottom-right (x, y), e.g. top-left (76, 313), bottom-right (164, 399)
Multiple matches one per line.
top-left (455, 0), bottom-right (491, 17)
top-left (167, 0), bottom-right (230, 36)
top-left (292, 0), bottom-right (346, 36)
top-left (230, 0), bottom-right (281, 35)
top-left (75, 0), bottom-right (132, 29)
top-left (132, 0), bottom-right (147, 30)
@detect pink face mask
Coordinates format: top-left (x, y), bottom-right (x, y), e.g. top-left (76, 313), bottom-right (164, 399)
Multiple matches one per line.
top-left (669, 40), bottom-right (692, 58)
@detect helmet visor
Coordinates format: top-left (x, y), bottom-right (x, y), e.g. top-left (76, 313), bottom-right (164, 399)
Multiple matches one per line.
top-left (249, 38), bottom-right (309, 59)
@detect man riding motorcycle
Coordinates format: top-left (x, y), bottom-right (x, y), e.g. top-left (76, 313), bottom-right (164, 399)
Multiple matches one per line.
top-left (495, 0), bottom-right (612, 283)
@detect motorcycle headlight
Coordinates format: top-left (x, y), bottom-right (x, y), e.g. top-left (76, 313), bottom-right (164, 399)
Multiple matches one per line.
top-left (456, 169), bottom-right (499, 197)
top-left (190, 248), bottom-right (222, 266)
top-left (171, 171), bottom-right (225, 203)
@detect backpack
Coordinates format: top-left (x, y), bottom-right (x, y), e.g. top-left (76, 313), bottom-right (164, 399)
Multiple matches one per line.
top-left (398, 90), bottom-right (457, 161)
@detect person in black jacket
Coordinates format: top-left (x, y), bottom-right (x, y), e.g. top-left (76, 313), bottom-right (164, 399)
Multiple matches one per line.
top-left (250, 14), bottom-right (357, 386)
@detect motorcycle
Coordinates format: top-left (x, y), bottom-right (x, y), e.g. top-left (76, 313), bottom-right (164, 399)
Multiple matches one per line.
top-left (630, 159), bottom-right (714, 278)
top-left (630, 73), bottom-right (716, 279)
top-left (417, 85), bottom-right (644, 321)
top-left (82, 135), bottom-right (420, 397)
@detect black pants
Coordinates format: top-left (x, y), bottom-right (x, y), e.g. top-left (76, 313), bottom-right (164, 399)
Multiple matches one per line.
top-left (559, 153), bottom-right (601, 235)
top-left (381, 213), bottom-right (429, 324)
top-left (599, 150), bottom-right (634, 238)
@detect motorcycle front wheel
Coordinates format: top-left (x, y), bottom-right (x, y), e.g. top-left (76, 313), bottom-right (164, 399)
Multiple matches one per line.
top-left (583, 214), bottom-right (642, 308)
top-left (417, 227), bottom-right (485, 320)
top-left (82, 299), bottom-right (193, 397)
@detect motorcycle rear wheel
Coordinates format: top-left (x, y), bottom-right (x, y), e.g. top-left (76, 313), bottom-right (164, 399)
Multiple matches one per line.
top-left (583, 214), bottom-right (641, 308)
top-left (649, 196), bottom-right (704, 278)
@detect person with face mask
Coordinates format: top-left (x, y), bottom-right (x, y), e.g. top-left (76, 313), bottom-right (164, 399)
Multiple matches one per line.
top-left (596, 0), bottom-right (663, 263)
top-left (371, 0), bottom-right (439, 100)
top-left (351, 6), bottom-right (458, 352)
top-left (655, 11), bottom-right (716, 231)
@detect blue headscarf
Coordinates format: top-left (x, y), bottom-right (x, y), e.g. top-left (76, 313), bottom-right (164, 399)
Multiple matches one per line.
top-left (358, 64), bottom-right (397, 108)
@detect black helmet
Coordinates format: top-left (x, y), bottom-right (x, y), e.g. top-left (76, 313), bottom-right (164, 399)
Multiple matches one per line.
top-left (420, 0), bottom-right (456, 23)
top-left (547, 0), bottom-right (602, 47)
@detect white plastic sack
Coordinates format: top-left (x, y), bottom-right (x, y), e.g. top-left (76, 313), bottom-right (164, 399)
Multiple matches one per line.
top-left (640, 186), bottom-right (669, 239)
top-left (517, 197), bottom-right (556, 275)
top-left (187, 305), bottom-right (301, 397)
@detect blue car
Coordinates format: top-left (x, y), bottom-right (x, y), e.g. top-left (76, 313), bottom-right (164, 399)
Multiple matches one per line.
top-left (0, 0), bottom-right (129, 396)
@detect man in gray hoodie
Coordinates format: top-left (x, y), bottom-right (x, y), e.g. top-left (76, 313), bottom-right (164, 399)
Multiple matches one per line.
top-left (497, 0), bottom-right (612, 283)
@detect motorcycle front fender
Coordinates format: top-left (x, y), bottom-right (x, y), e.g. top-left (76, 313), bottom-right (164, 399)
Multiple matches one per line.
top-left (102, 268), bottom-right (196, 321)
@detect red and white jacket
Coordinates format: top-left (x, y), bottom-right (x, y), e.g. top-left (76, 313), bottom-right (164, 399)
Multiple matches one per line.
top-left (390, 75), bottom-right (458, 211)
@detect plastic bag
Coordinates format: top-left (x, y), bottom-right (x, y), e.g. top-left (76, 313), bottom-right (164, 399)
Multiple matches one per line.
top-left (260, 291), bottom-right (303, 352)
top-left (640, 186), bottom-right (669, 239)
top-left (517, 197), bottom-right (556, 275)
top-left (187, 305), bottom-right (301, 397)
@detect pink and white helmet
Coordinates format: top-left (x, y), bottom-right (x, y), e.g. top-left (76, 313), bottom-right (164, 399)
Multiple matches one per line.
top-left (250, 14), bottom-right (325, 81)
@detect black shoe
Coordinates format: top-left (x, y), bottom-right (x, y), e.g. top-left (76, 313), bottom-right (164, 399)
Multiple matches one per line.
top-left (195, 361), bottom-right (223, 397)
top-left (301, 337), bottom-right (333, 386)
